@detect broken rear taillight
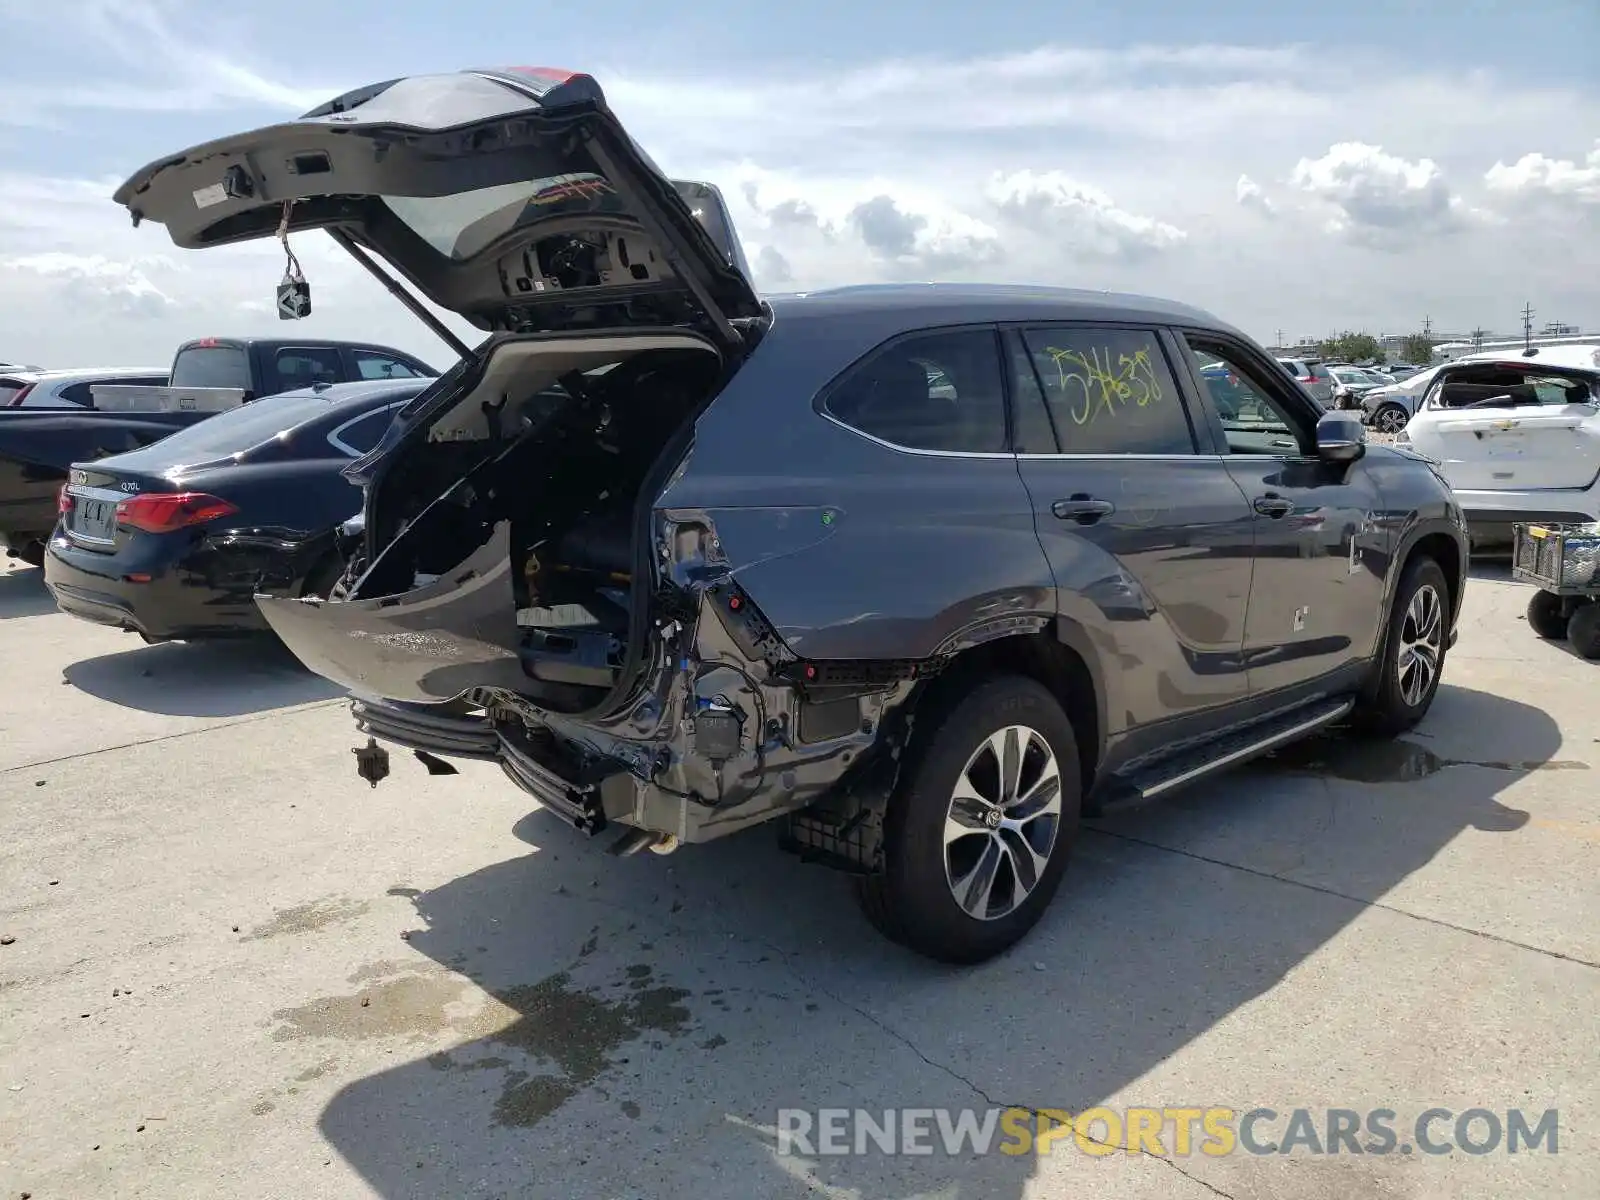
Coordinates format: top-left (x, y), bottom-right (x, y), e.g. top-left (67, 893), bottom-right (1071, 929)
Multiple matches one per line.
top-left (115, 491), bottom-right (238, 534)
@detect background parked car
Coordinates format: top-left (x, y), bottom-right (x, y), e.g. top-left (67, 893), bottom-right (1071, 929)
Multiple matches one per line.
top-left (2, 367), bottom-right (169, 408)
top-left (1397, 356), bottom-right (1600, 549)
top-left (44, 377), bottom-right (430, 641)
top-left (1275, 356), bottom-right (1336, 404)
top-left (0, 336), bottom-right (435, 568)
top-left (1328, 366), bottom-right (1384, 410)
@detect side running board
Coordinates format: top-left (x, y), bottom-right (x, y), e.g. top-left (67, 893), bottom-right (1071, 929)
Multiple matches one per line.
top-left (1121, 697), bottom-right (1353, 802)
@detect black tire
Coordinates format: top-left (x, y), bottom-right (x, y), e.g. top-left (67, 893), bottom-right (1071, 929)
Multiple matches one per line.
top-left (1354, 556), bottom-right (1451, 736)
top-left (1373, 403), bottom-right (1409, 435)
top-left (855, 675), bottom-right (1082, 964)
top-left (1567, 603), bottom-right (1600, 661)
top-left (12, 540), bottom-right (45, 568)
top-left (1526, 589), bottom-right (1569, 640)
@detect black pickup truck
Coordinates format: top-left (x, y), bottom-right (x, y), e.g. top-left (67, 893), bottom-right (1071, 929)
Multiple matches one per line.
top-left (0, 336), bottom-right (436, 566)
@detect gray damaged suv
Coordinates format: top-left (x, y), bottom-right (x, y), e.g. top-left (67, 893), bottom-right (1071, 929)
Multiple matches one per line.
top-left (115, 68), bottom-right (1471, 964)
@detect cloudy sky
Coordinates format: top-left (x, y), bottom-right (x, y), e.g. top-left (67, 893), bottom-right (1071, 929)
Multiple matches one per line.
top-left (1, 0), bottom-right (1597, 370)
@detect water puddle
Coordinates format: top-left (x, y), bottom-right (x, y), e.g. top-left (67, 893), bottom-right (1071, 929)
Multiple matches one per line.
top-left (1263, 736), bottom-right (1590, 783)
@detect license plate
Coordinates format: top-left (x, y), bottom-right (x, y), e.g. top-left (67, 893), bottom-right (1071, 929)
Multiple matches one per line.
top-left (71, 496), bottom-right (118, 541)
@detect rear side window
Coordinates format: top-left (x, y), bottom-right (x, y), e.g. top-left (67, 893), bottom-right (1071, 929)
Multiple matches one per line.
top-left (0, 382), bottom-right (23, 407)
top-left (329, 404), bottom-right (405, 456)
top-left (822, 328), bottom-right (1008, 453)
top-left (1309, 362), bottom-right (1334, 381)
top-left (275, 348), bottom-right (344, 392)
top-left (1018, 326), bottom-right (1195, 454)
top-left (171, 345), bottom-right (249, 389)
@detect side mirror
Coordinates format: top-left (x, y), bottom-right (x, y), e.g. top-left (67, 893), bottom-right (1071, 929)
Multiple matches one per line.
top-left (1316, 411), bottom-right (1366, 464)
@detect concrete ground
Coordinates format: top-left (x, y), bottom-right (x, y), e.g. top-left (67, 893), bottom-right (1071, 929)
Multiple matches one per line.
top-left (0, 557), bottom-right (1594, 1200)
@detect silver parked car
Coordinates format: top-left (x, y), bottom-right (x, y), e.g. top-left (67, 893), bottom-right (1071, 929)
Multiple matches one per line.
top-left (0, 366), bottom-right (169, 408)
top-left (1275, 356), bottom-right (1337, 404)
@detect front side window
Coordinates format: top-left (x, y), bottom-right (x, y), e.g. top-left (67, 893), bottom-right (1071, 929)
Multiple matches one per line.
top-left (354, 351), bottom-right (425, 380)
top-left (1184, 337), bottom-right (1308, 456)
top-left (822, 328), bottom-right (1008, 453)
top-left (1018, 326), bottom-right (1194, 454)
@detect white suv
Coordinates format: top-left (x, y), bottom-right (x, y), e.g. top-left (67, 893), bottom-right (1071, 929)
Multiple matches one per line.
top-left (1399, 349), bottom-right (1600, 547)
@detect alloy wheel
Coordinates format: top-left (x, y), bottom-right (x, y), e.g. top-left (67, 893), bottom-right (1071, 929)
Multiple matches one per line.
top-left (1377, 406), bottom-right (1408, 434)
top-left (1396, 583), bottom-right (1444, 706)
top-left (942, 725), bottom-right (1062, 921)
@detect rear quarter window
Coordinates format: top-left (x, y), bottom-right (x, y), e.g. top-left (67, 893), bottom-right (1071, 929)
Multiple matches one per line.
top-left (821, 328), bottom-right (1009, 453)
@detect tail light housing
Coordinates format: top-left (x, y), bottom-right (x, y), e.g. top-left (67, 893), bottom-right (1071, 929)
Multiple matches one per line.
top-left (58, 485), bottom-right (74, 513)
top-left (115, 491), bottom-right (238, 534)
top-left (6, 383), bottom-right (35, 407)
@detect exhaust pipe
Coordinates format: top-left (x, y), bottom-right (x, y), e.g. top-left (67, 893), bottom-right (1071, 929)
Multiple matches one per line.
top-left (606, 829), bottom-right (680, 857)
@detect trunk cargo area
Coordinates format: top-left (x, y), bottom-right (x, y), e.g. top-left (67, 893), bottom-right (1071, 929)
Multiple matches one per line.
top-left (266, 332), bottom-right (725, 713)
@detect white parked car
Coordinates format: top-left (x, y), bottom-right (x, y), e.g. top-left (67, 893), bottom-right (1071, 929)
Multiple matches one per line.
top-left (1397, 348), bottom-right (1600, 547)
top-left (0, 366), bottom-right (169, 408)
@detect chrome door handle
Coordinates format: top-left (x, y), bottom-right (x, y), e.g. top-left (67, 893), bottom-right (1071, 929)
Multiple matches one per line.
top-left (1052, 496), bottom-right (1115, 524)
top-left (1254, 494), bottom-right (1293, 518)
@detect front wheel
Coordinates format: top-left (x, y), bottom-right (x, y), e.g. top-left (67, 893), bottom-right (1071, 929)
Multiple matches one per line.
top-left (1354, 556), bottom-right (1450, 736)
top-left (1373, 403), bottom-right (1409, 435)
top-left (855, 675), bottom-right (1082, 964)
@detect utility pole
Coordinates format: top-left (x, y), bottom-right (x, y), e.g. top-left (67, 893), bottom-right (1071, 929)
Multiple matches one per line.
top-left (1276, 328), bottom-right (1284, 349)
top-left (1422, 315), bottom-right (1433, 339)
top-left (1521, 302), bottom-right (1535, 350)
top-left (1470, 326), bottom-right (1487, 350)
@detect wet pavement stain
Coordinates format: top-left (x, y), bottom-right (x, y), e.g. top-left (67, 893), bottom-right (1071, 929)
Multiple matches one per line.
top-left (1262, 736), bottom-right (1590, 784)
top-left (621, 1100), bottom-right (642, 1119)
top-left (293, 1057), bottom-right (339, 1082)
top-left (482, 972), bottom-right (692, 1128)
top-left (270, 972), bottom-right (477, 1043)
top-left (277, 963), bottom-right (695, 1130)
top-left (242, 897), bottom-right (369, 942)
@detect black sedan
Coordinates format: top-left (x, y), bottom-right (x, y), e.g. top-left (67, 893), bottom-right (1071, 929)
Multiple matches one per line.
top-left (44, 377), bottom-right (428, 641)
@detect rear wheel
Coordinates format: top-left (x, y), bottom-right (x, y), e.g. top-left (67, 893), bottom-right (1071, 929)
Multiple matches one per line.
top-left (1354, 556), bottom-right (1449, 736)
top-left (1568, 603), bottom-right (1600, 660)
top-left (13, 540), bottom-right (46, 568)
top-left (1526, 589), bottom-right (1569, 639)
top-left (855, 675), bottom-right (1082, 964)
top-left (1373, 403), bottom-right (1409, 434)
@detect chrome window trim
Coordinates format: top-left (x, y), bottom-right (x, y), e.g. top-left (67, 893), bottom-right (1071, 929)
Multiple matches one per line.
top-left (327, 401), bottom-right (409, 458)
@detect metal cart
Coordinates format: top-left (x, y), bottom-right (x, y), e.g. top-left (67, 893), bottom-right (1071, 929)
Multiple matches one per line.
top-left (1512, 522), bottom-right (1600, 659)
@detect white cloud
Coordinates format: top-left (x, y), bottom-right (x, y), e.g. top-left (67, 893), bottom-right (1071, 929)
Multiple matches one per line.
top-left (1288, 142), bottom-right (1465, 242)
top-left (0, 2), bottom-right (1596, 363)
top-left (0, 253), bottom-right (175, 317)
top-left (1235, 174), bottom-right (1276, 217)
top-left (987, 170), bottom-right (1187, 260)
top-left (1484, 140), bottom-right (1600, 205)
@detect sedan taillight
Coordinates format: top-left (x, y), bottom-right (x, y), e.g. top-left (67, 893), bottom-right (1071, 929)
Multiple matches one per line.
top-left (115, 492), bottom-right (238, 534)
top-left (58, 485), bottom-right (73, 513)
